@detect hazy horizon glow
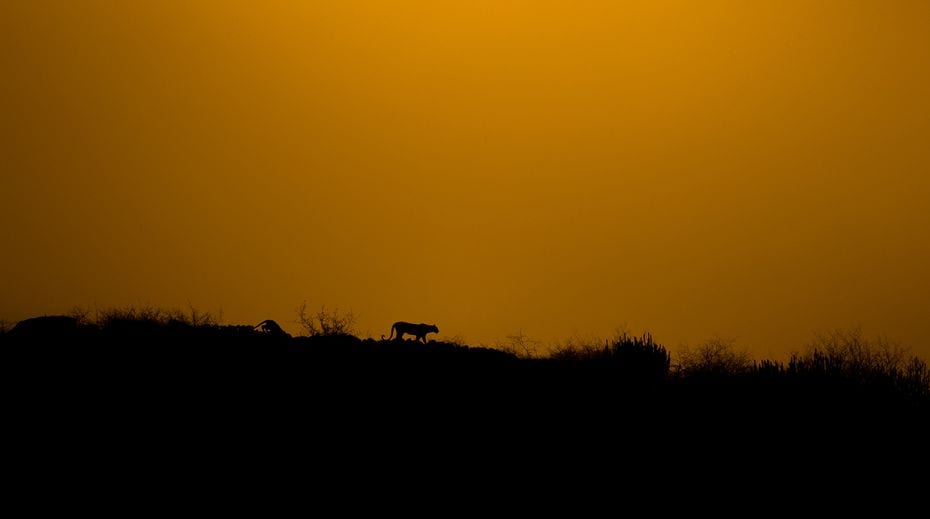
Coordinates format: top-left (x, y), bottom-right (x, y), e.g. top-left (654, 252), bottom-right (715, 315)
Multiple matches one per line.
top-left (2, 1), bottom-right (929, 357)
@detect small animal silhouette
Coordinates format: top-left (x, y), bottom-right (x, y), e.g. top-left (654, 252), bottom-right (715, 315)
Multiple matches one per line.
top-left (382, 321), bottom-right (439, 343)
top-left (255, 319), bottom-right (289, 337)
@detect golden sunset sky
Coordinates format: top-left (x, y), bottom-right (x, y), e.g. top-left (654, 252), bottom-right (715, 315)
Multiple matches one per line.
top-left (2, 1), bottom-right (929, 357)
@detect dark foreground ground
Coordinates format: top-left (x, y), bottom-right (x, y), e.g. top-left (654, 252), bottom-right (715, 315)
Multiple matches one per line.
top-left (7, 320), bottom-right (930, 515)
top-left (4, 315), bottom-right (929, 492)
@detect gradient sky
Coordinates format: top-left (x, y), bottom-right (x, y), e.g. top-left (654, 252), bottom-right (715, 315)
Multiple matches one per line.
top-left (2, 1), bottom-right (929, 358)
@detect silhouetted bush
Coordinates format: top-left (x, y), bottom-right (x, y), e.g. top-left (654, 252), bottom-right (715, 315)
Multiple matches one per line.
top-left (295, 302), bottom-right (356, 337)
top-left (901, 357), bottom-right (930, 399)
top-left (548, 334), bottom-right (605, 362)
top-left (677, 337), bottom-right (752, 378)
top-left (547, 332), bottom-right (670, 383)
top-left (497, 332), bottom-right (542, 359)
top-left (93, 305), bottom-right (218, 330)
top-left (608, 332), bottom-right (671, 381)
top-left (785, 329), bottom-right (930, 399)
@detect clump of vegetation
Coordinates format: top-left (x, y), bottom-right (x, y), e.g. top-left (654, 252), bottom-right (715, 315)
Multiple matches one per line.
top-left (548, 333), bottom-right (606, 361)
top-left (785, 329), bottom-right (930, 399)
top-left (442, 334), bottom-right (469, 347)
top-left (677, 337), bottom-right (753, 377)
top-left (295, 302), bottom-right (356, 337)
top-left (497, 332), bottom-right (543, 359)
top-left (548, 332), bottom-right (671, 381)
top-left (666, 329), bottom-right (929, 402)
top-left (87, 304), bottom-right (220, 329)
top-left (609, 332), bottom-right (671, 380)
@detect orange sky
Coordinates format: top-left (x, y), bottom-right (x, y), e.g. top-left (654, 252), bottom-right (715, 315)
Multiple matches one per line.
top-left (2, 1), bottom-right (929, 358)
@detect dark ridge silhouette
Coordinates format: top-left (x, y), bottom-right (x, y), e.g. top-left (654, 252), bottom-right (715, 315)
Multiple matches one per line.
top-left (2, 309), bottom-right (927, 459)
top-left (6, 315), bottom-right (96, 340)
